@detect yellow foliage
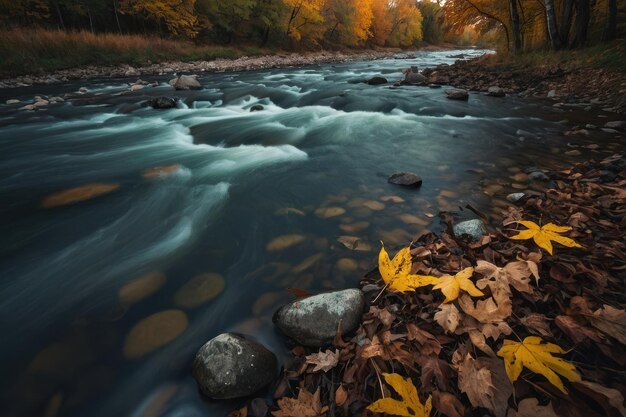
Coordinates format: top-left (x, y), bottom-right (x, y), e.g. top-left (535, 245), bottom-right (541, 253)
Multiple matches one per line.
top-left (367, 373), bottom-right (432, 417)
top-left (497, 336), bottom-right (581, 394)
top-left (433, 267), bottom-right (484, 303)
top-left (510, 220), bottom-right (583, 255)
top-left (378, 243), bottom-right (438, 293)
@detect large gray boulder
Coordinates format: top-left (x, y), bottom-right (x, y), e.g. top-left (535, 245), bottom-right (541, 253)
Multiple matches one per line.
top-left (367, 76), bottom-right (388, 85)
top-left (453, 219), bottom-right (487, 242)
top-left (192, 333), bottom-right (277, 399)
top-left (170, 75), bottom-right (202, 90)
top-left (403, 68), bottom-right (427, 85)
top-left (273, 289), bottom-right (365, 347)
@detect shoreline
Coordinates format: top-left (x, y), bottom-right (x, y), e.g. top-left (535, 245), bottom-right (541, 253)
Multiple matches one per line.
top-left (0, 46), bottom-right (460, 89)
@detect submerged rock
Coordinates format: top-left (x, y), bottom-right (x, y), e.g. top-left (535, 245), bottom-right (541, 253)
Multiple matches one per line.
top-left (367, 76), bottom-right (388, 85)
top-left (250, 104), bottom-right (264, 112)
top-left (170, 75), bottom-right (202, 90)
top-left (192, 333), bottom-right (277, 399)
top-left (273, 289), bottom-right (365, 347)
top-left (446, 88), bottom-right (469, 100)
top-left (528, 171), bottom-right (550, 181)
top-left (453, 219), bottom-right (487, 242)
top-left (388, 172), bottom-right (423, 188)
top-left (148, 97), bottom-right (178, 109)
top-left (604, 120), bottom-right (625, 130)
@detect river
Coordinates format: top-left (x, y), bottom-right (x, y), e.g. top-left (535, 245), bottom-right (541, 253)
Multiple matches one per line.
top-left (0, 49), bottom-right (621, 417)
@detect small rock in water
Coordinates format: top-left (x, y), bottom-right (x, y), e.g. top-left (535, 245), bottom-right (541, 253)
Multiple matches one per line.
top-left (19, 104), bottom-right (36, 111)
top-left (367, 76), bottom-right (388, 85)
top-left (273, 289), bottom-right (365, 347)
top-left (547, 90), bottom-right (557, 98)
top-left (453, 219), bottom-right (487, 242)
top-left (528, 171), bottom-right (550, 181)
top-left (604, 121), bottom-right (625, 130)
top-left (171, 74), bottom-right (202, 90)
top-left (388, 172), bottom-right (422, 188)
top-left (403, 71), bottom-right (427, 85)
top-left (506, 193), bottom-right (526, 203)
top-left (78, 87), bottom-right (88, 94)
top-left (487, 86), bottom-right (505, 97)
top-left (148, 97), bottom-right (178, 109)
top-left (446, 88), bottom-right (469, 100)
top-left (516, 129), bottom-right (539, 139)
top-left (192, 333), bottom-right (277, 399)
top-left (125, 67), bottom-right (140, 77)
top-left (6, 99), bottom-right (20, 104)
top-left (250, 104), bottom-right (264, 112)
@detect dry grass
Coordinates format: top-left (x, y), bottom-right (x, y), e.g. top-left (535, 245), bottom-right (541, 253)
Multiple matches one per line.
top-left (0, 28), bottom-right (267, 76)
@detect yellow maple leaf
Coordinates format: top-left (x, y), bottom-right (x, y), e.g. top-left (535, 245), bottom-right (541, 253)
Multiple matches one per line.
top-left (367, 373), bottom-right (432, 417)
top-left (497, 336), bottom-right (581, 394)
top-left (510, 220), bottom-right (583, 255)
top-left (378, 243), bottom-right (438, 293)
top-left (432, 267), bottom-right (484, 303)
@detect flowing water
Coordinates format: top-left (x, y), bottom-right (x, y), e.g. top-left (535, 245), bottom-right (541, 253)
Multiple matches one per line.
top-left (0, 49), bottom-right (622, 417)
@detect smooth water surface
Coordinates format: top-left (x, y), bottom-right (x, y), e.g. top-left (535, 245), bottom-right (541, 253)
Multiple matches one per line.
top-left (0, 49), bottom-right (622, 417)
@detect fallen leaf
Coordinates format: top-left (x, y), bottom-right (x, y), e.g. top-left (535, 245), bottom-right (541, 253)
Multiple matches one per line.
top-left (335, 385), bottom-right (348, 407)
top-left (574, 380), bottom-right (626, 417)
top-left (305, 349), bottom-right (340, 373)
top-left (497, 336), bottom-right (581, 394)
top-left (432, 391), bottom-right (465, 417)
top-left (506, 398), bottom-right (558, 417)
top-left (554, 315), bottom-right (601, 343)
top-left (266, 234), bottom-right (306, 251)
top-left (41, 183), bottom-right (120, 208)
top-left (457, 353), bottom-right (497, 412)
top-left (337, 236), bottom-right (372, 251)
top-left (434, 304), bottom-right (461, 333)
top-left (379, 243), bottom-right (438, 293)
top-left (433, 267), bottom-right (484, 303)
top-left (272, 387), bottom-right (327, 417)
top-left (590, 305), bottom-right (626, 345)
top-left (367, 373), bottom-right (432, 417)
top-left (510, 220), bottom-right (583, 255)
top-left (417, 355), bottom-right (449, 392)
top-left (123, 310), bottom-right (188, 359)
top-left (520, 313), bottom-right (553, 337)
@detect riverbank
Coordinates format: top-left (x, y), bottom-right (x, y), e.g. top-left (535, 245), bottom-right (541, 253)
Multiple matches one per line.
top-left (423, 42), bottom-right (626, 114)
top-left (262, 152), bottom-right (626, 417)
top-left (0, 27), bottom-right (463, 89)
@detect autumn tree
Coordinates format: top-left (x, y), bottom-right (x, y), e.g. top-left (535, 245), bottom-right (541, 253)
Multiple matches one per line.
top-left (120, 0), bottom-right (198, 37)
top-left (282, 0), bottom-right (325, 44)
top-left (196, 0), bottom-right (255, 42)
top-left (323, 0), bottom-right (374, 46)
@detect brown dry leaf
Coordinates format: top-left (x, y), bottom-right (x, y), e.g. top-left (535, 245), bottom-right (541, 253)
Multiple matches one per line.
top-left (407, 324), bottom-right (442, 355)
top-left (272, 387), bottom-right (327, 417)
top-left (590, 305), bottom-right (626, 345)
top-left (41, 183), bottom-right (120, 208)
top-left (467, 328), bottom-right (496, 356)
top-left (228, 406), bottom-right (248, 417)
top-left (506, 398), bottom-right (558, 417)
top-left (481, 356), bottom-right (514, 417)
top-left (520, 313), bottom-right (553, 337)
top-left (554, 315), bottom-right (602, 343)
top-left (434, 303), bottom-right (461, 333)
top-left (335, 385), bottom-right (348, 407)
top-left (417, 355), bottom-right (449, 392)
top-left (457, 353), bottom-right (497, 412)
top-left (305, 349), bottom-right (340, 373)
top-left (369, 306), bottom-right (396, 327)
top-left (432, 391), bottom-right (465, 417)
top-left (574, 380), bottom-right (626, 417)
top-left (337, 236), bottom-right (372, 251)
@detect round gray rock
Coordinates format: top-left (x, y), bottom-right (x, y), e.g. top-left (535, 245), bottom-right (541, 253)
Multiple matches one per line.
top-left (506, 193), bottom-right (526, 203)
top-left (453, 219), bottom-right (487, 242)
top-left (273, 289), bottom-right (365, 347)
top-left (171, 75), bottom-right (202, 90)
top-left (388, 172), bottom-right (423, 187)
top-left (487, 86), bottom-right (505, 97)
top-left (446, 88), bottom-right (469, 100)
top-left (148, 97), bottom-right (178, 109)
top-left (192, 333), bottom-right (277, 399)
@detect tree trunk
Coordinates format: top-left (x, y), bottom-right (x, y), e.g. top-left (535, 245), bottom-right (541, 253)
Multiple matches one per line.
top-left (87, 6), bottom-right (94, 33)
top-left (602, 0), bottom-right (617, 41)
top-left (113, 0), bottom-right (123, 34)
top-left (53, 1), bottom-right (66, 30)
top-left (509, 0), bottom-right (522, 52)
top-left (559, 0), bottom-right (574, 46)
top-left (571, 0), bottom-right (591, 47)
top-left (544, 0), bottom-right (561, 49)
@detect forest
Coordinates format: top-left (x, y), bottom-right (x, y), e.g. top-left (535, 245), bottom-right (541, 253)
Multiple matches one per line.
top-left (0, 0), bottom-right (623, 52)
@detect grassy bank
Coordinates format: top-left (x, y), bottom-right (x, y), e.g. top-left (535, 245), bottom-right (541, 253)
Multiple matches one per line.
top-left (480, 40), bottom-right (626, 72)
top-left (0, 29), bottom-right (269, 77)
